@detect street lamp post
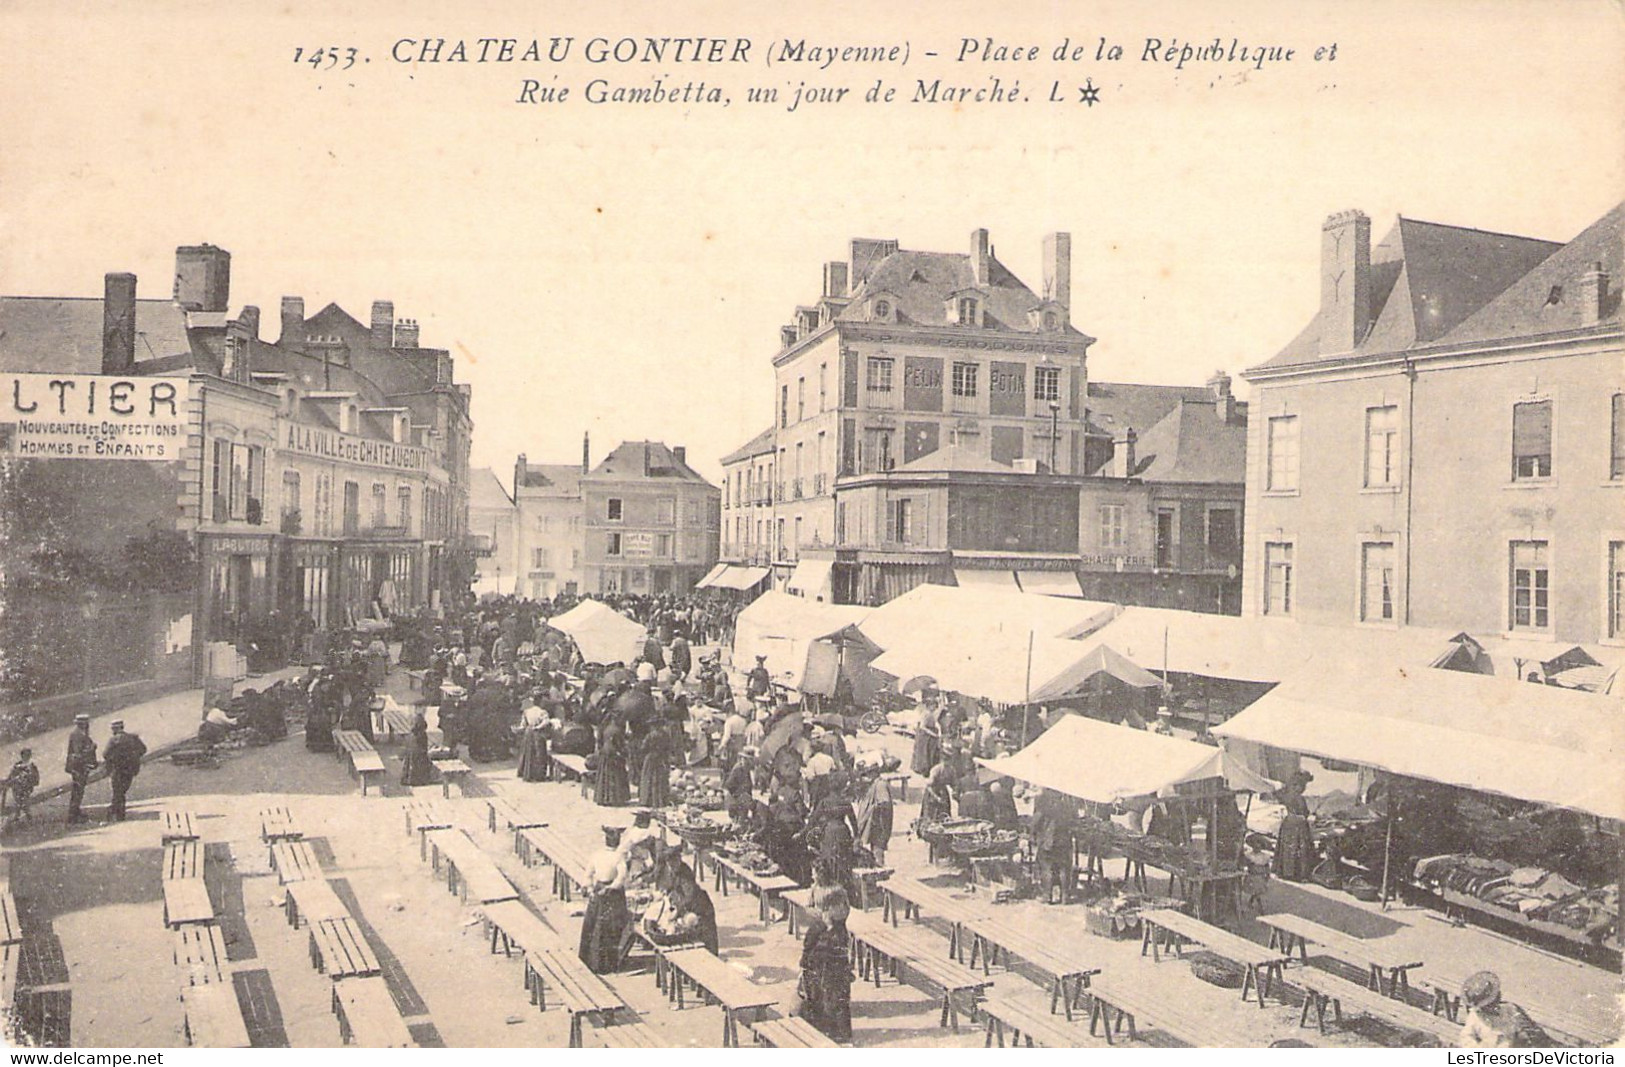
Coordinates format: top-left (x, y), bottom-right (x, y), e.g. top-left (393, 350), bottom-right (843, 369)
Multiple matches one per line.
top-left (1048, 399), bottom-right (1061, 472)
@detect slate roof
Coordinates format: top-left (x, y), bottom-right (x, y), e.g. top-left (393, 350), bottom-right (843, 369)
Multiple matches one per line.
top-left (1128, 399), bottom-right (1248, 484)
top-left (897, 443), bottom-right (1015, 474)
top-left (469, 466), bottom-right (514, 510)
top-left (721, 426), bottom-right (776, 465)
top-left (837, 247), bottom-right (1075, 335)
top-left (0, 296), bottom-right (196, 373)
top-left (1259, 217), bottom-right (1565, 369)
top-left (516, 463), bottom-right (585, 497)
top-left (1083, 381), bottom-right (1214, 441)
top-left (587, 440), bottom-right (716, 487)
top-left (1441, 202), bottom-right (1623, 344)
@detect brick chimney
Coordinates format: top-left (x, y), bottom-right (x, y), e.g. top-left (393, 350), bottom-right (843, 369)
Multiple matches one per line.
top-left (279, 296), bottom-right (304, 344)
top-left (394, 318), bottom-right (420, 347)
top-left (673, 445), bottom-right (687, 467)
top-left (173, 244), bottom-right (230, 312)
top-left (582, 432), bottom-right (590, 474)
top-left (1042, 232), bottom-right (1072, 310)
top-left (849, 238), bottom-right (899, 287)
top-left (823, 261), bottom-right (849, 299)
top-left (1319, 210), bottom-right (1372, 354)
top-left (971, 228), bottom-right (992, 286)
top-left (1208, 370), bottom-right (1235, 422)
top-left (514, 454), bottom-right (527, 495)
top-left (370, 301), bottom-right (394, 348)
top-left (1578, 261), bottom-right (1610, 327)
top-left (1112, 427), bottom-right (1137, 478)
top-left (237, 305), bottom-right (260, 340)
top-left (102, 272), bottom-right (137, 375)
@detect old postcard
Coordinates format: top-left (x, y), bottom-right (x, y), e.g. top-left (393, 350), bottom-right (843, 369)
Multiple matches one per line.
top-left (0, 0), bottom-right (1620, 1053)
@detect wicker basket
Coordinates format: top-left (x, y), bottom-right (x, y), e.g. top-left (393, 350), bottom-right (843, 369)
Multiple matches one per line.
top-left (1187, 951), bottom-right (1246, 989)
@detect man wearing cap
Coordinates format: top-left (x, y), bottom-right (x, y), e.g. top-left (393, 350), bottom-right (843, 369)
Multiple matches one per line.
top-left (747, 655), bottom-right (772, 701)
top-left (101, 720), bottom-right (147, 821)
top-left (64, 714), bottom-right (98, 823)
top-left (1458, 971), bottom-right (1550, 1047)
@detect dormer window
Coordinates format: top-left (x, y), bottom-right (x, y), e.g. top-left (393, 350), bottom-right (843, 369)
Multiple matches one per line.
top-left (958, 297), bottom-right (977, 324)
top-left (874, 299), bottom-right (891, 318)
top-left (947, 289), bottom-right (983, 327)
top-left (1043, 311), bottom-right (1059, 330)
top-left (866, 292), bottom-right (899, 324)
top-left (1028, 301), bottom-right (1067, 332)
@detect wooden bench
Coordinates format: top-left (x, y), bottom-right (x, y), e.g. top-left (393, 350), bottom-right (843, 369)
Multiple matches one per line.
top-left (749, 1014), bottom-right (842, 1048)
top-left (1085, 971), bottom-right (1252, 1047)
top-left (258, 805), bottom-right (303, 843)
top-left (982, 991), bottom-right (1092, 1048)
top-left (284, 878), bottom-right (351, 929)
top-left (852, 866), bottom-right (894, 911)
top-left (402, 798), bottom-right (453, 861)
top-left (163, 839), bottom-right (202, 882)
top-left (709, 852), bottom-right (800, 923)
top-left (487, 795), bottom-right (547, 837)
top-left (425, 829), bottom-right (519, 906)
top-left (591, 1019), bottom-right (661, 1048)
top-left (658, 946), bottom-right (779, 1047)
top-left (481, 899), bottom-right (555, 960)
top-left (432, 758), bottom-right (472, 799)
top-left (269, 839), bottom-right (323, 885)
top-left (964, 915), bottom-right (1098, 1019)
top-left (162, 878), bottom-right (216, 928)
top-left (180, 982), bottom-right (251, 1047)
top-left (1416, 963), bottom-right (1618, 1048)
top-left (162, 809), bottom-right (199, 843)
top-left (878, 875), bottom-right (993, 962)
top-left (516, 826), bottom-right (592, 901)
top-left (171, 924), bottom-right (226, 986)
top-left (1139, 908), bottom-right (1289, 1008)
top-left (308, 917), bottom-right (381, 979)
top-left (1259, 912), bottom-right (1424, 998)
top-left (550, 752), bottom-right (593, 799)
top-left (334, 729), bottom-right (371, 763)
top-left (526, 948), bottom-right (641, 1047)
top-left (1291, 967), bottom-right (1462, 1045)
top-left (351, 750), bottom-right (388, 796)
top-left (331, 975), bottom-right (414, 1047)
top-left (1, 944), bottom-right (19, 1010)
top-left (846, 912), bottom-right (992, 1032)
top-left (1, 888), bottom-right (22, 947)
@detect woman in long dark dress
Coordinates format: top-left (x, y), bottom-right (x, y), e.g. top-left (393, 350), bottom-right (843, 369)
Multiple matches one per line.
top-left (909, 699), bottom-right (941, 777)
top-left (401, 710), bottom-right (434, 786)
top-left (516, 699), bottom-right (551, 782)
top-left (1272, 770), bottom-right (1317, 882)
top-left (637, 722), bottom-right (673, 808)
top-left (579, 826), bottom-right (630, 973)
top-left (595, 719), bottom-right (632, 807)
top-left (798, 888), bottom-right (853, 1043)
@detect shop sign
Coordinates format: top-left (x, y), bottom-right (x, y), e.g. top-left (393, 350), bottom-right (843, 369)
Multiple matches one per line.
top-left (1080, 553), bottom-right (1153, 570)
top-left (281, 420), bottom-right (428, 472)
top-left (207, 535), bottom-right (272, 555)
top-left (623, 531), bottom-right (654, 556)
top-left (2, 372), bottom-right (189, 460)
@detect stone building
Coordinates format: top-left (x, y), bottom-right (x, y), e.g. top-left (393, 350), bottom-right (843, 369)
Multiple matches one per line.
top-left (512, 444), bottom-right (588, 600)
top-left (580, 440), bottom-right (720, 595)
top-left (1241, 203), bottom-right (1623, 652)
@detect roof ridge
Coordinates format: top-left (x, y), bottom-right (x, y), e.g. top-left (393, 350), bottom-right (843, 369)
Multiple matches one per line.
top-left (1396, 215), bottom-right (1565, 247)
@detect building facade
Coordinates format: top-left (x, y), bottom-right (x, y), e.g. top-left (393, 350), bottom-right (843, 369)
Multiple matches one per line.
top-left (581, 440), bottom-right (720, 595)
top-left (512, 448), bottom-right (587, 600)
top-left (469, 467), bottom-right (518, 595)
top-left (719, 426), bottom-right (775, 566)
top-left (1240, 204), bottom-right (1623, 649)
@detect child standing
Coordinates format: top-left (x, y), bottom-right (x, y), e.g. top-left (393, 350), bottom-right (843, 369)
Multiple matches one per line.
top-left (4, 748), bottom-right (41, 826)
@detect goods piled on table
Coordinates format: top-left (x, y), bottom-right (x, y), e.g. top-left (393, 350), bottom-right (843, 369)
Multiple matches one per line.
top-left (1413, 855), bottom-right (1620, 946)
top-left (667, 769), bottom-right (725, 811)
top-left (1083, 891), bottom-right (1185, 939)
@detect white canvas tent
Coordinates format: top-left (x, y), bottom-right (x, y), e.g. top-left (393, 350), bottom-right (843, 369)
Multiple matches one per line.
top-left (978, 715), bottom-right (1278, 803)
top-left (545, 599), bottom-right (647, 666)
top-left (1212, 662), bottom-right (1625, 821)
top-left (870, 633), bottom-right (1162, 705)
top-left (857, 583), bottom-right (1118, 653)
top-left (731, 590), bottom-right (877, 697)
top-left (694, 563), bottom-right (730, 589)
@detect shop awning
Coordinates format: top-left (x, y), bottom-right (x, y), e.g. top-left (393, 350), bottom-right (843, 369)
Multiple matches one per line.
top-left (694, 563), bottom-right (730, 589)
top-left (1016, 570), bottom-right (1084, 598)
top-left (1212, 663), bottom-right (1625, 820)
top-left (955, 568), bottom-right (1019, 590)
top-left (979, 715), bottom-right (1278, 803)
top-left (711, 565), bottom-right (770, 591)
top-left (786, 559), bottom-right (834, 601)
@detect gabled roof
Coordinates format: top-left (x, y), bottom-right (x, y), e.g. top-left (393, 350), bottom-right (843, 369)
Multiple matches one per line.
top-left (1258, 216), bottom-right (1564, 369)
top-left (1441, 202), bottom-right (1623, 344)
top-left (1083, 381), bottom-right (1213, 441)
top-left (517, 463), bottom-right (584, 497)
top-left (469, 467), bottom-right (514, 510)
top-left (837, 248), bottom-right (1077, 335)
top-left (587, 440), bottom-right (716, 487)
top-left (897, 443), bottom-right (1014, 474)
top-left (1128, 399), bottom-right (1248, 484)
top-left (0, 296), bottom-right (196, 373)
top-left (721, 426), bottom-right (776, 465)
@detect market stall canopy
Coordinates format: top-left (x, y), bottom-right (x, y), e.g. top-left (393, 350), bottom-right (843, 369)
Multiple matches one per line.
top-left (871, 632), bottom-right (1163, 705)
top-left (1015, 570), bottom-right (1085, 598)
top-left (732, 590), bottom-right (876, 693)
top-left (978, 715), bottom-right (1278, 803)
top-left (710, 565), bottom-right (771, 591)
top-left (694, 563), bottom-right (730, 590)
top-left (858, 582), bottom-right (1117, 653)
top-left (544, 599), bottom-right (647, 665)
top-left (785, 559), bottom-right (835, 601)
top-left (954, 568), bottom-right (1019, 590)
top-left (1212, 663), bottom-right (1625, 821)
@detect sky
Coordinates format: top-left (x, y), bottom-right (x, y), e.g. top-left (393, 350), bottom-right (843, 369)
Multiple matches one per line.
top-left (1, 0), bottom-right (1620, 486)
